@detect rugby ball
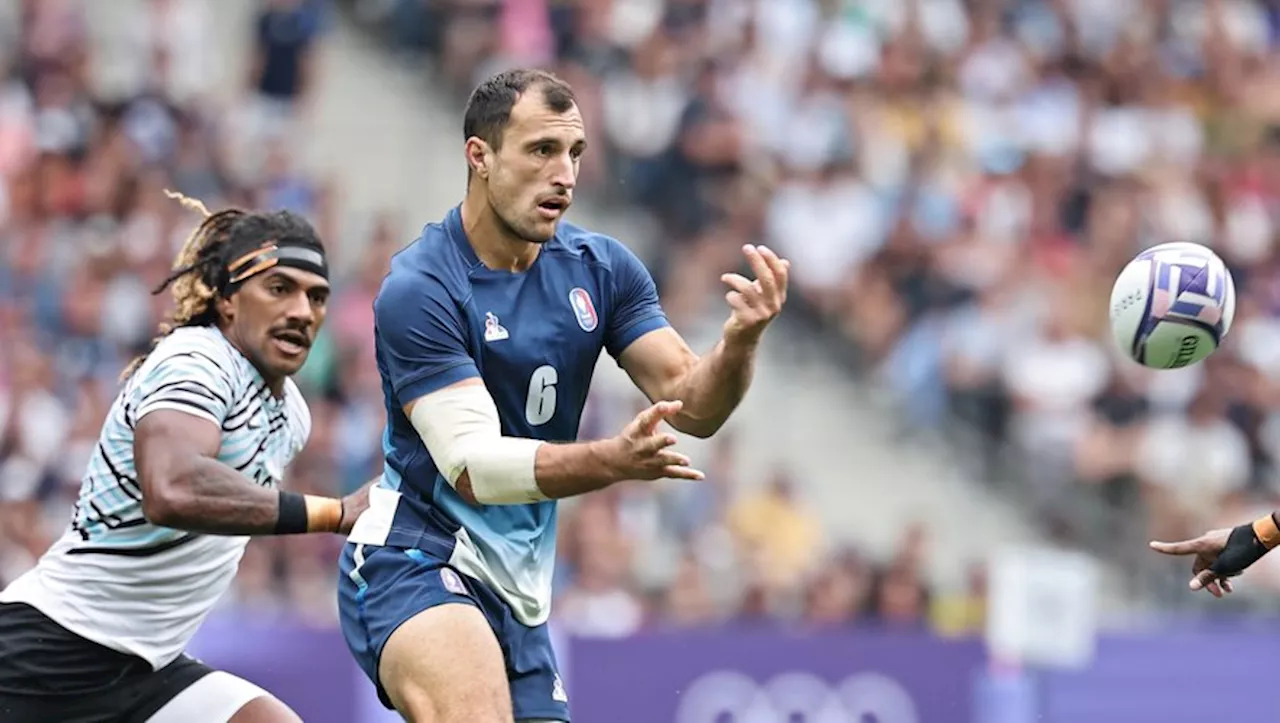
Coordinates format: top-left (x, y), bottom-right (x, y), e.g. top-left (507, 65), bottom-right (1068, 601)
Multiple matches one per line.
top-left (1109, 241), bottom-right (1236, 369)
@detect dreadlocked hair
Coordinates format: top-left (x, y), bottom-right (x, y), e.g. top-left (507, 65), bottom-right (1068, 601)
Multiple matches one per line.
top-left (119, 190), bottom-right (326, 381)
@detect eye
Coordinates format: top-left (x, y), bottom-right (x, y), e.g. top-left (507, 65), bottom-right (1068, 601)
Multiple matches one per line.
top-left (268, 282), bottom-right (288, 296)
top-left (309, 290), bottom-right (329, 307)
top-left (534, 143), bottom-right (554, 157)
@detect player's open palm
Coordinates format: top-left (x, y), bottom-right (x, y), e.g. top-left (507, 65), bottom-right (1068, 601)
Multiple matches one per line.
top-left (722, 244), bottom-right (790, 346)
top-left (607, 400), bottom-right (704, 482)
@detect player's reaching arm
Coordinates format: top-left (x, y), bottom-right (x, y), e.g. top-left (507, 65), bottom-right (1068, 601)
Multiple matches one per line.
top-left (407, 383), bottom-right (700, 504)
top-left (617, 243), bottom-right (789, 439)
top-left (1150, 512), bottom-right (1280, 597)
top-left (136, 408), bottom-right (366, 536)
top-left (380, 270), bottom-right (703, 507)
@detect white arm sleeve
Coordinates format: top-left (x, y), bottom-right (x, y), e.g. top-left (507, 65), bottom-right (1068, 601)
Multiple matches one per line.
top-left (408, 383), bottom-right (549, 505)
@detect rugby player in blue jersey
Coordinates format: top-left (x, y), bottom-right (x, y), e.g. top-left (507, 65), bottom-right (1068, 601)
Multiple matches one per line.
top-left (338, 68), bottom-right (789, 723)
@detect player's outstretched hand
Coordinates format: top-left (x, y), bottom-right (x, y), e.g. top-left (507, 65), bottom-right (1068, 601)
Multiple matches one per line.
top-left (721, 244), bottom-right (790, 347)
top-left (1150, 527), bottom-right (1255, 598)
top-left (338, 484), bottom-right (372, 535)
top-left (605, 400), bottom-right (705, 482)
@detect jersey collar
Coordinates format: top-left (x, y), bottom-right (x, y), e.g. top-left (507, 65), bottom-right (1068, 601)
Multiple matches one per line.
top-left (444, 204), bottom-right (562, 273)
top-left (443, 205), bottom-right (481, 268)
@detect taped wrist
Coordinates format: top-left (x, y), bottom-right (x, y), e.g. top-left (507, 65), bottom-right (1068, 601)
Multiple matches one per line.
top-left (274, 491), bottom-right (343, 534)
top-left (1253, 513), bottom-right (1280, 550)
top-left (1209, 514), bottom-right (1279, 577)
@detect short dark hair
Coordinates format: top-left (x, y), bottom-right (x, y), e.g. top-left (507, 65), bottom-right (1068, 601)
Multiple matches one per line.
top-left (463, 68), bottom-right (576, 150)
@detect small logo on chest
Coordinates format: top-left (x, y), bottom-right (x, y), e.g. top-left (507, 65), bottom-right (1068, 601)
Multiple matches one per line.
top-left (484, 311), bottom-right (509, 342)
top-left (568, 287), bottom-right (598, 332)
top-left (251, 455), bottom-right (284, 488)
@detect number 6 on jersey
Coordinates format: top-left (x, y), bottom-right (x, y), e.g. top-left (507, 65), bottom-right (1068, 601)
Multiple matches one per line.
top-left (525, 365), bottom-right (557, 426)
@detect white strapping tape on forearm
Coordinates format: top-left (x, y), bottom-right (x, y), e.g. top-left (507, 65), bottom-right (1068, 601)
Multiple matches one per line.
top-left (408, 383), bottom-right (548, 505)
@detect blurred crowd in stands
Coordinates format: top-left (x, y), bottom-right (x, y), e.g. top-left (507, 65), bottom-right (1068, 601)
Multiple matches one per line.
top-left (355, 0), bottom-right (1280, 605)
top-left (23, 0), bottom-right (1280, 641)
top-left (0, 0), bottom-right (986, 638)
top-left (0, 0), bottom-right (355, 624)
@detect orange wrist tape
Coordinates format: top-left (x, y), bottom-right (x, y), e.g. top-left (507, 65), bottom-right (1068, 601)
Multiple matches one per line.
top-left (1253, 514), bottom-right (1280, 550)
top-left (304, 495), bottom-right (343, 533)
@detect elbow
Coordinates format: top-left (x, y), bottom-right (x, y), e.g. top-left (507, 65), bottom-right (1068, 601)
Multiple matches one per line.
top-left (140, 474), bottom-right (191, 528)
top-left (141, 490), bottom-right (180, 527)
top-left (669, 414), bottom-right (722, 440)
top-left (453, 471), bottom-right (482, 506)
top-left (679, 426), bottom-right (720, 440)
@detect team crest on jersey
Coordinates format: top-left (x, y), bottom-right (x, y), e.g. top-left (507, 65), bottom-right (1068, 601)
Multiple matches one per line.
top-left (568, 287), bottom-right (598, 332)
top-left (483, 312), bottom-right (509, 342)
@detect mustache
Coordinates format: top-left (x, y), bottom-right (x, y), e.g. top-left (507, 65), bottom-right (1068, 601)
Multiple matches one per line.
top-left (269, 325), bottom-right (312, 348)
top-left (536, 192), bottom-right (572, 207)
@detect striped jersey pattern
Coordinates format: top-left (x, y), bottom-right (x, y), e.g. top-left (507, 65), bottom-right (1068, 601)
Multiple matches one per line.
top-left (70, 325), bottom-right (309, 551)
top-left (0, 325), bottom-right (311, 667)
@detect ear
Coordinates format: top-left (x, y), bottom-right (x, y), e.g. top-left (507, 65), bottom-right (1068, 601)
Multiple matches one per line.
top-left (465, 138), bottom-right (492, 180)
top-left (216, 294), bottom-right (235, 325)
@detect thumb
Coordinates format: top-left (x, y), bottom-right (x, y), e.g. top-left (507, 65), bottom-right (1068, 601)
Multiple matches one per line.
top-left (1149, 539), bottom-right (1203, 556)
top-left (1190, 569), bottom-right (1217, 591)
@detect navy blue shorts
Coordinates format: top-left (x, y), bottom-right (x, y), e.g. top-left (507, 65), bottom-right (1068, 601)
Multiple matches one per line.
top-left (338, 542), bottom-right (570, 722)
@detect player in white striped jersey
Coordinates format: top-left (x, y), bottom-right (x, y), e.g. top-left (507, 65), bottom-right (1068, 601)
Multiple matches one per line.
top-left (0, 193), bottom-right (370, 723)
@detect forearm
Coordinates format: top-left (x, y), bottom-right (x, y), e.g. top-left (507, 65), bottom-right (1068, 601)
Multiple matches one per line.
top-left (667, 338), bottom-right (757, 438)
top-left (144, 457), bottom-right (341, 536)
top-left (531, 439), bottom-right (624, 499)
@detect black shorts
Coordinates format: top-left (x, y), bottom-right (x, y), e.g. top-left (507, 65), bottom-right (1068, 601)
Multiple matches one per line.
top-left (0, 602), bottom-right (213, 723)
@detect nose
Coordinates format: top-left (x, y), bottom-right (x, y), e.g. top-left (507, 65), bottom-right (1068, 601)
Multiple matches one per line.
top-left (549, 151), bottom-right (576, 191)
top-left (283, 291), bottom-right (315, 327)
